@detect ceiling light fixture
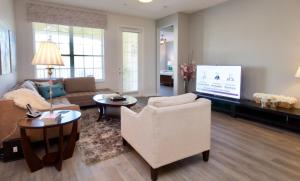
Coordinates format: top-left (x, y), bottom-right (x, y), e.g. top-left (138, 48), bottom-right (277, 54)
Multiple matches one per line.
top-left (160, 34), bottom-right (167, 44)
top-left (139, 0), bottom-right (153, 3)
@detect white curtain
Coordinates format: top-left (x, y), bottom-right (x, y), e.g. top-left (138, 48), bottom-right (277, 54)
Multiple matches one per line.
top-left (27, 1), bottom-right (107, 29)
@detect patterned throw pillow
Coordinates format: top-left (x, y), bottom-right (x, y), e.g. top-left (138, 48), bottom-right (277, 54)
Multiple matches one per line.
top-left (37, 83), bottom-right (66, 99)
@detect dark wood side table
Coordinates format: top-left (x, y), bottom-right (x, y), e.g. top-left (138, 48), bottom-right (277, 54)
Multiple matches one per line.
top-left (93, 95), bottom-right (137, 121)
top-left (18, 110), bottom-right (81, 172)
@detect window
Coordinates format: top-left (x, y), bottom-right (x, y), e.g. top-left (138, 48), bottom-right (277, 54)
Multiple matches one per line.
top-left (33, 22), bottom-right (104, 80)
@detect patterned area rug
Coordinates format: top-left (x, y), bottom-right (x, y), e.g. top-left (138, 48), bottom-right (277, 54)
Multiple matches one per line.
top-left (77, 99), bottom-right (146, 165)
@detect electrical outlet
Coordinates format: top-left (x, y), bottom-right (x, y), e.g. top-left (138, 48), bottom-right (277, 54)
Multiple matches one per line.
top-left (13, 146), bottom-right (18, 153)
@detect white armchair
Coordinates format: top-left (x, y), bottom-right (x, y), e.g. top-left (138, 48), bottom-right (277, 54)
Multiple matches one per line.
top-left (121, 97), bottom-right (211, 181)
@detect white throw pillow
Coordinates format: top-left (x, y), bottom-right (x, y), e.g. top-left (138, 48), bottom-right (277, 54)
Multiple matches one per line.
top-left (4, 88), bottom-right (51, 110)
top-left (148, 93), bottom-right (197, 107)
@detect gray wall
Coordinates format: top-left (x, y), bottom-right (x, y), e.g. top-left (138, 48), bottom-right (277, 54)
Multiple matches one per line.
top-left (189, 0), bottom-right (300, 107)
top-left (0, 0), bottom-right (17, 97)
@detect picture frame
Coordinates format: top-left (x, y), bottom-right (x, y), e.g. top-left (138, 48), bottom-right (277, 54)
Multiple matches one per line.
top-left (0, 25), bottom-right (13, 75)
top-left (9, 30), bottom-right (16, 73)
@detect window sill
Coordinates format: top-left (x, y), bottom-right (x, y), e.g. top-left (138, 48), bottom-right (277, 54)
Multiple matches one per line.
top-left (95, 79), bottom-right (105, 83)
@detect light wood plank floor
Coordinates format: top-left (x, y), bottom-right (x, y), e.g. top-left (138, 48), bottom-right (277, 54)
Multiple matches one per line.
top-left (1, 111), bottom-right (300, 181)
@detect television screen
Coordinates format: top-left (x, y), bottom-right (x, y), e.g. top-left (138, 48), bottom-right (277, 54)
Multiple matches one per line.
top-left (196, 65), bottom-right (242, 99)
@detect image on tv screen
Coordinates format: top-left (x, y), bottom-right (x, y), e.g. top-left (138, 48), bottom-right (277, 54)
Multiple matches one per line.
top-left (196, 65), bottom-right (241, 99)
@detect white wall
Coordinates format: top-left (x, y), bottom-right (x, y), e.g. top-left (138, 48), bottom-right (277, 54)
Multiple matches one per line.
top-left (0, 0), bottom-right (16, 96)
top-left (160, 44), bottom-right (167, 70)
top-left (160, 41), bottom-right (174, 71)
top-left (189, 0), bottom-right (300, 107)
top-left (166, 42), bottom-right (175, 69)
top-left (14, 0), bottom-right (156, 96)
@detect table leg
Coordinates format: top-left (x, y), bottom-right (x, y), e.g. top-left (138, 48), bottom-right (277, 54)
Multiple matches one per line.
top-left (63, 121), bottom-right (78, 159)
top-left (43, 127), bottom-right (50, 154)
top-left (55, 125), bottom-right (63, 171)
top-left (20, 128), bottom-right (43, 172)
top-left (97, 105), bottom-right (103, 122)
top-left (103, 106), bottom-right (107, 118)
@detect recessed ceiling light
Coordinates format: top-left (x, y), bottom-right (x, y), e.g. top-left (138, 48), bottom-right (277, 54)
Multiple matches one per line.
top-left (139, 0), bottom-right (153, 3)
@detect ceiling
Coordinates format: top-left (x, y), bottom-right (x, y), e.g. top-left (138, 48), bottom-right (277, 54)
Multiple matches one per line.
top-left (42, 0), bottom-right (228, 19)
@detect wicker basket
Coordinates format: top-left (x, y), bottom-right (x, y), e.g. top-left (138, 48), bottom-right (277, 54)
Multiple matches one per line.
top-left (278, 102), bottom-right (294, 109)
top-left (254, 98), bottom-right (261, 104)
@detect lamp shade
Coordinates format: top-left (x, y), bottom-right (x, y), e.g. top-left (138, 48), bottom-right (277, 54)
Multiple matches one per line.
top-left (32, 41), bottom-right (64, 66)
top-left (295, 67), bottom-right (300, 78)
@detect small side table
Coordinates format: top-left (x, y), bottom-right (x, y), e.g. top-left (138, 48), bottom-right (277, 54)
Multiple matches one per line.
top-left (18, 110), bottom-right (81, 172)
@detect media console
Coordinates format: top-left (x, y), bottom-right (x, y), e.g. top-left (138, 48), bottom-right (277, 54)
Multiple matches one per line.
top-left (196, 93), bottom-right (300, 133)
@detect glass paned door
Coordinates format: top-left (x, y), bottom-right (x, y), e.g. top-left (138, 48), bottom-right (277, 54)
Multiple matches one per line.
top-left (122, 31), bottom-right (139, 93)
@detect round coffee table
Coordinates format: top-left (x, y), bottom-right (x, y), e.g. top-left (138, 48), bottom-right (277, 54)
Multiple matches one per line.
top-left (18, 110), bottom-right (81, 172)
top-left (93, 94), bottom-right (137, 121)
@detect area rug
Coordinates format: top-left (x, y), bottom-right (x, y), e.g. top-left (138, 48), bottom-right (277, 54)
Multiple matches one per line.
top-left (77, 100), bottom-right (146, 165)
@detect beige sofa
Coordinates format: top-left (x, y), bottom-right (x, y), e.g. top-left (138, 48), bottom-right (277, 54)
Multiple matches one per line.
top-left (32, 77), bottom-right (112, 107)
top-left (0, 77), bottom-right (112, 147)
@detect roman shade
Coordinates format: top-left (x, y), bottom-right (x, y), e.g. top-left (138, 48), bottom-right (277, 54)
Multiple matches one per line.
top-left (27, 1), bottom-right (107, 29)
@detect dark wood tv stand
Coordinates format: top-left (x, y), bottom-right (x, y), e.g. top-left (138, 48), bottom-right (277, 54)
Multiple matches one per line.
top-left (196, 93), bottom-right (300, 133)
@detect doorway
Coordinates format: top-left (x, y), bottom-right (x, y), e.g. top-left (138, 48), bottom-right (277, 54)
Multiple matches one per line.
top-left (159, 25), bottom-right (175, 96)
top-left (121, 29), bottom-right (141, 94)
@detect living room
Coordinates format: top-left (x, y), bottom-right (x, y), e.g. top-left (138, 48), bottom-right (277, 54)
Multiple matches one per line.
top-left (1, 0), bottom-right (300, 180)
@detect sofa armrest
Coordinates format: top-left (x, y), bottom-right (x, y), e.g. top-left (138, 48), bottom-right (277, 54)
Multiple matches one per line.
top-left (0, 99), bottom-right (81, 147)
top-left (53, 104), bottom-right (80, 111)
top-left (0, 100), bottom-right (25, 147)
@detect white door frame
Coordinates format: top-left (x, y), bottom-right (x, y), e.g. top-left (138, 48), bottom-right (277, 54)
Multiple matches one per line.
top-left (119, 27), bottom-right (143, 96)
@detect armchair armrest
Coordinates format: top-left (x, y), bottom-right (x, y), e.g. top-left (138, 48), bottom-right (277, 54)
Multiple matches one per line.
top-left (121, 106), bottom-right (138, 118)
top-left (121, 106), bottom-right (156, 166)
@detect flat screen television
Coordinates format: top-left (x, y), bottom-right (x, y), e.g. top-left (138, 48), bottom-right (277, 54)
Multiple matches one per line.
top-left (196, 65), bottom-right (242, 99)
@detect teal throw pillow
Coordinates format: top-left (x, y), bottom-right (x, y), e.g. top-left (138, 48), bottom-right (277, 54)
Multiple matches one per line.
top-left (37, 83), bottom-right (66, 99)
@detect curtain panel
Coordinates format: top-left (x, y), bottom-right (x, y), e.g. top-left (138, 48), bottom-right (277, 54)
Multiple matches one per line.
top-left (27, 1), bottom-right (107, 29)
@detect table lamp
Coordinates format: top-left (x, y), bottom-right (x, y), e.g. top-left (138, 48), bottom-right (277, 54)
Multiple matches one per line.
top-left (32, 40), bottom-right (64, 116)
top-left (295, 67), bottom-right (300, 78)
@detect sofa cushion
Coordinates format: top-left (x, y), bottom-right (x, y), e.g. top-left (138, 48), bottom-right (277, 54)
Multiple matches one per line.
top-left (52, 97), bottom-right (71, 105)
top-left (64, 77), bottom-right (96, 93)
top-left (65, 91), bottom-right (98, 106)
top-left (32, 78), bottom-right (64, 85)
top-left (148, 93), bottom-right (197, 107)
top-left (21, 80), bottom-right (38, 92)
top-left (37, 83), bottom-right (66, 99)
